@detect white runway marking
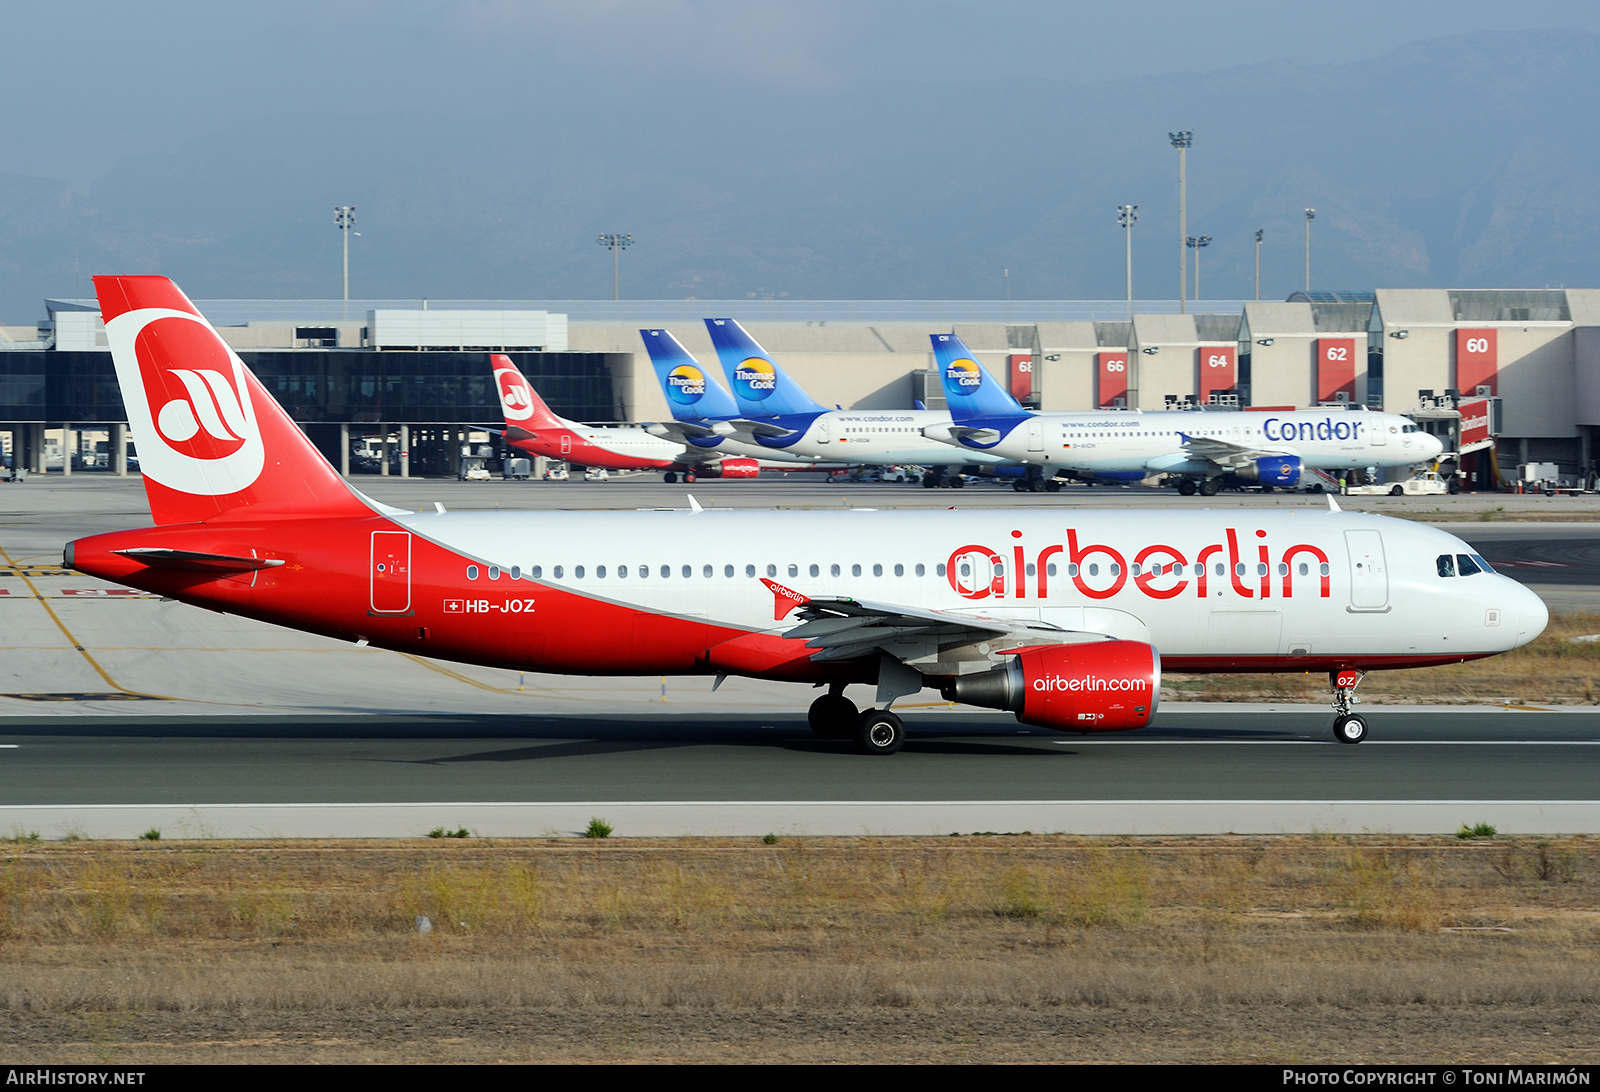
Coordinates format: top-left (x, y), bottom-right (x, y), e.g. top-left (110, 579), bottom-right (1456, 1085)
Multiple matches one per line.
top-left (1054, 739), bottom-right (1600, 745)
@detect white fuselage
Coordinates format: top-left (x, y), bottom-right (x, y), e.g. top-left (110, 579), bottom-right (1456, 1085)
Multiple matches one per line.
top-left (398, 507), bottom-right (1544, 669)
top-left (753, 410), bottom-right (1013, 467)
top-left (928, 409), bottom-right (1441, 475)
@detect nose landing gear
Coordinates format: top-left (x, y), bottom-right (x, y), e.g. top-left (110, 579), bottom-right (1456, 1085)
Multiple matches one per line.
top-left (1330, 668), bottom-right (1368, 744)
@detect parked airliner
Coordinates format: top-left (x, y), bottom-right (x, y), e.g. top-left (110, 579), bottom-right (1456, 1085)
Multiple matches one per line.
top-left (928, 334), bottom-right (1445, 495)
top-left (490, 354), bottom-right (761, 481)
top-left (67, 277), bottom-right (1544, 753)
top-left (695, 318), bottom-right (1022, 487)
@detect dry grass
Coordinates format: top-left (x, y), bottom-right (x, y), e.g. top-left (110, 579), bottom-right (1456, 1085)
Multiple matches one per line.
top-left (1167, 610), bottom-right (1600, 704)
top-left (0, 836), bottom-right (1597, 1062)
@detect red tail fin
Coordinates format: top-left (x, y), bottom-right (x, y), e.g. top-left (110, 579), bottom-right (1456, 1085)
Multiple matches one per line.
top-left (94, 276), bottom-right (370, 525)
top-left (492, 353), bottom-right (565, 431)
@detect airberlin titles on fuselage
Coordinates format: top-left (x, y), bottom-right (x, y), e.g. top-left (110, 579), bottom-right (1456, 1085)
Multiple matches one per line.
top-left (943, 526), bottom-right (1329, 601)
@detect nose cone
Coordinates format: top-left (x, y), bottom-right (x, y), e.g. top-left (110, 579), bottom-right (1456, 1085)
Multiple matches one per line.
top-left (1506, 580), bottom-right (1550, 649)
top-left (1421, 430), bottom-right (1445, 460)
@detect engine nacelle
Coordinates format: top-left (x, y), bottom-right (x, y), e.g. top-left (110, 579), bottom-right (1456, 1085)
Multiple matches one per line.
top-left (1235, 455), bottom-right (1302, 487)
top-left (941, 640), bottom-right (1160, 732)
top-left (714, 458), bottom-right (761, 479)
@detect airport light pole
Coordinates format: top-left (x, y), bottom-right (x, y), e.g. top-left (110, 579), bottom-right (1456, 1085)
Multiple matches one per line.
top-left (1117, 204), bottom-right (1138, 316)
top-left (334, 205), bottom-right (356, 302)
top-left (597, 233), bottom-right (633, 300)
top-left (1254, 228), bottom-right (1263, 300)
top-left (1169, 131), bottom-right (1192, 313)
top-left (1186, 235), bottom-right (1211, 303)
top-left (1304, 207), bottom-right (1315, 293)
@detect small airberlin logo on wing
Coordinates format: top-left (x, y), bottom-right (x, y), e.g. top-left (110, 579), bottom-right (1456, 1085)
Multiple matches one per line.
top-left (733, 357), bottom-right (777, 401)
top-left (666, 364), bottom-right (707, 405)
top-left (109, 310), bottom-right (265, 496)
top-left (944, 358), bottom-right (983, 394)
top-left (495, 368), bottom-right (535, 421)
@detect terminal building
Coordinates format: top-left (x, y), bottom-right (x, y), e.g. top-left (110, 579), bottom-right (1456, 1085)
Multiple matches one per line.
top-left (4, 289), bottom-right (1600, 488)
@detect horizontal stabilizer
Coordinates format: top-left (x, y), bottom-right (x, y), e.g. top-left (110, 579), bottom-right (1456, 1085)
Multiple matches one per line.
top-left (114, 548), bottom-right (286, 573)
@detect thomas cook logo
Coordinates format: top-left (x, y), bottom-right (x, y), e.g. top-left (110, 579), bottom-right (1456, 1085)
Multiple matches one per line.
top-left (494, 368), bottom-right (535, 421)
top-left (666, 364), bottom-right (707, 405)
top-left (110, 309), bottom-right (264, 496)
top-left (945, 357), bottom-right (983, 395)
top-left (733, 357), bottom-right (778, 401)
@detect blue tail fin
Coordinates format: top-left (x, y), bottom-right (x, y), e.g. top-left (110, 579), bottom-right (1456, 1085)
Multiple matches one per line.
top-left (931, 333), bottom-right (1025, 421)
top-left (705, 318), bottom-right (825, 417)
top-left (640, 329), bottom-right (741, 420)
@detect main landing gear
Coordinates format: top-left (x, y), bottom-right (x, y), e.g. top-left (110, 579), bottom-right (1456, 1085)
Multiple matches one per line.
top-left (1329, 668), bottom-right (1369, 744)
top-left (808, 686), bottom-right (907, 755)
top-left (1175, 478), bottom-right (1219, 497)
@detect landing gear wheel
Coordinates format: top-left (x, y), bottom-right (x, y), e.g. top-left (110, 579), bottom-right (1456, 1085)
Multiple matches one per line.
top-left (1261, 484), bottom-right (1274, 493)
top-left (1308, 483), bottom-right (1324, 494)
top-left (664, 471), bottom-right (678, 484)
top-left (1029, 478), bottom-right (1046, 492)
top-left (1045, 479), bottom-right (1062, 492)
top-left (923, 474), bottom-right (940, 489)
top-left (1198, 479), bottom-right (1220, 497)
top-left (1332, 714), bottom-right (1368, 744)
top-left (855, 709), bottom-right (906, 755)
top-left (1177, 479), bottom-right (1198, 496)
top-left (808, 694), bottom-right (859, 740)
top-left (951, 476), bottom-right (965, 489)
top-left (1389, 484), bottom-right (1403, 496)
top-left (685, 471), bottom-right (696, 483)
top-left (1013, 480), bottom-right (1027, 492)
top-left (1447, 479), bottom-right (1460, 495)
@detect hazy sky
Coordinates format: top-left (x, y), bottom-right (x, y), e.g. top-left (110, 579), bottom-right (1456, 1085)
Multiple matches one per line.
top-left (9, 0), bottom-right (1600, 187)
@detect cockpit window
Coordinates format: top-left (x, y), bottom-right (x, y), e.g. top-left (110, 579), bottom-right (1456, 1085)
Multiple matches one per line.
top-left (1436, 554), bottom-right (1456, 578)
top-left (1456, 554), bottom-right (1481, 576)
top-left (1472, 554), bottom-right (1495, 573)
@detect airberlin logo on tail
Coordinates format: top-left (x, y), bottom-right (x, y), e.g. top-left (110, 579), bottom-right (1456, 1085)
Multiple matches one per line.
top-left (495, 368), bottom-right (535, 421)
top-left (733, 357), bottom-right (777, 401)
top-left (944, 358), bottom-right (983, 394)
top-left (666, 364), bottom-right (707, 405)
top-left (111, 310), bottom-right (265, 496)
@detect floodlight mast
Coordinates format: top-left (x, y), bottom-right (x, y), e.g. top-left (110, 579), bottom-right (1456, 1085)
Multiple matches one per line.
top-left (1117, 204), bottom-right (1138, 316)
top-left (1168, 131), bottom-right (1192, 313)
top-left (1255, 228), bottom-right (1264, 300)
top-left (597, 233), bottom-right (633, 300)
top-left (1186, 235), bottom-right (1211, 302)
top-left (334, 205), bottom-right (356, 302)
top-left (1304, 208), bottom-right (1315, 292)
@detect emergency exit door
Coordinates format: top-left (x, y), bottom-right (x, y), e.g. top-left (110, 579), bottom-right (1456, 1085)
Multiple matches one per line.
top-left (371, 531), bottom-right (412, 614)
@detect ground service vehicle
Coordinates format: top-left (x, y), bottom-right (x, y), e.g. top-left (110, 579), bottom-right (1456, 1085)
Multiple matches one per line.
top-left (68, 278), bottom-right (1546, 753)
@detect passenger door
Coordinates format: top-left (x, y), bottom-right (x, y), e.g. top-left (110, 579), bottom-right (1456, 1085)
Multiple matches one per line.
top-left (1344, 529), bottom-right (1389, 611)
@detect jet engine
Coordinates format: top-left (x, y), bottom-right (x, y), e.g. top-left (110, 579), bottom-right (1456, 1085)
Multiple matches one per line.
top-left (1234, 455), bottom-right (1302, 487)
top-left (714, 459), bottom-right (761, 479)
top-left (940, 640), bottom-right (1160, 732)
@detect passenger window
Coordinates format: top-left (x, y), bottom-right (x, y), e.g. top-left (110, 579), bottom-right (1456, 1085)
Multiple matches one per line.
top-left (746, 564), bottom-right (756, 577)
top-left (724, 564), bottom-right (734, 578)
top-left (617, 565), bottom-right (627, 578)
top-left (789, 564), bottom-right (799, 577)
top-left (831, 563), bottom-right (841, 577)
top-left (553, 565), bottom-right (563, 579)
top-left (682, 565), bottom-right (692, 578)
top-left (915, 563), bottom-right (925, 577)
top-left (596, 565), bottom-right (607, 578)
top-left (1298, 563), bottom-right (1308, 576)
top-left (1234, 562), bottom-right (1246, 576)
top-left (936, 563), bottom-right (946, 577)
top-left (1277, 563), bottom-right (1288, 577)
top-left (766, 564), bottom-right (776, 577)
top-left (1257, 563), bottom-right (1267, 576)
top-left (1437, 554), bottom-right (1456, 578)
top-left (894, 563), bottom-right (904, 577)
top-left (1215, 563), bottom-right (1225, 577)
top-left (810, 564), bottom-right (820, 577)
top-left (467, 565), bottom-right (479, 580)
top-left (1130, 563), bottom-right (1141, 577)
top-left (1456, 554), bottom-right (1480, 576)
top-left (1088, 564), bottom-right (1099, 576)
top-left (511, 566), bottom-right (521, 580)
top-left (575, 565), bottom-right (585, 578)
top-left (531, 565), bottom-right (542, 579)
top-left (638, 565), bottom-right (648, 578)
top-left (1047, 563), bottom-right (1057, 577)
top-left (661, 565), bottom-right (671, 578)
top-left (1319, 563), bottom-right (1330, 577)
top-left (489, 566), bottom-right (500, 580)
top-left (872, 564), bottom-right (882, 577)
top-left (1026, 563), bottom-right (1036, 576)
top-left (703, 565), bottom-right (713, 578)
top-left (1109, 564), bottom-right (1119, 577)
top-left (1067, 563), bottom-right (1079, 577)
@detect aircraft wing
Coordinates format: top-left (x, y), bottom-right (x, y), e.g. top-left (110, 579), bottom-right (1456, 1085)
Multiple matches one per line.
top-left (642, 420), bottom-right (723, 442)
top-left (1178, 432), bottom-right (1297, 470)
top-left (781, 593), bottom-right (1076, 664)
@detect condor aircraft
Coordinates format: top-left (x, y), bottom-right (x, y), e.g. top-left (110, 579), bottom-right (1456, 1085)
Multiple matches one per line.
top-left (68, 277), bottom-right (1544, 753)
top-left (929, 334), bottom-right (1445, 495)
top-left (490, 354), bottom-right (760, 482)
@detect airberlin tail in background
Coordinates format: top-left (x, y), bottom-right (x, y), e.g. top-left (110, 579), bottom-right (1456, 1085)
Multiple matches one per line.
top-left (94, 275), bottom-right (370, 525)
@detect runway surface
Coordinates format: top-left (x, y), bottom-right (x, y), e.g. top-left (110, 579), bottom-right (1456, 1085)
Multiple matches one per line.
top-left (3, 476), bottom-right (1599, 835)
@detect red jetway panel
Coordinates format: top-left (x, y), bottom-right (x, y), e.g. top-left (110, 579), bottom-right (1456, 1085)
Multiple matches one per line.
top-left (1096, 352), bottom-right (1128, 408)
top-left (1458, 396), bottom-right (1498, 453)
top-left (1316, 338), bottom-right (1356, 403)
top-left (1198, 346), bottom-right (1235, 403)
top-left (1007, 353), bottom-right (1034, 403)
top-left (1456, 329), bottom-right (1497, 397)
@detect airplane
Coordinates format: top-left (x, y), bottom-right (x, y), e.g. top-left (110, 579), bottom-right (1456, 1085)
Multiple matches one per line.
top-left (490, 354), bottom-right (760, 482)
top-left (635, 328), bottom-right (828, 477)
top-left (927, 334), bottom-right (1446, 495)
top-left (67, 276), bottom-right (1546, 755)
top-left (697, 318), bottom-right (1025, 488)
